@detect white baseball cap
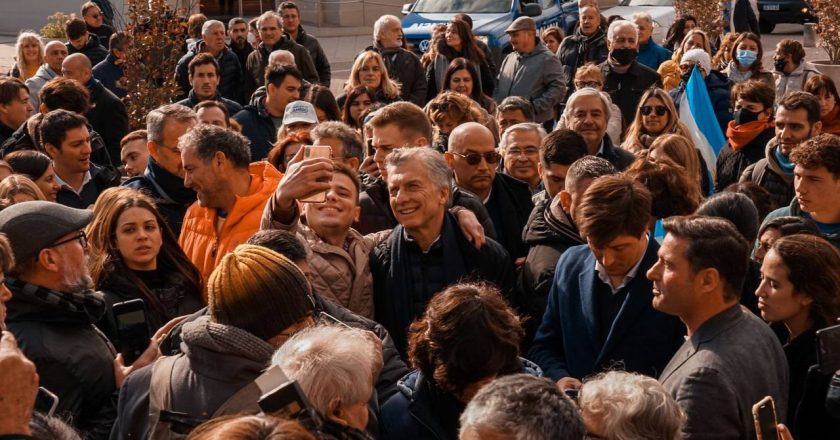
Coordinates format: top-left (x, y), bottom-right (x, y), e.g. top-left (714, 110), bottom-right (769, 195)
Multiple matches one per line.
top-left (283, 100), bottom-right (318, 125)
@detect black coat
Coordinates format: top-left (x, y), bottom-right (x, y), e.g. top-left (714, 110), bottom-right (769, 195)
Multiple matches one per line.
top-left (176, 89), bottom-right (243, 114)
top-left (86, 79), bottom-right (129, 166)
top-left (732, 0), bottom-right (760, 34)
top-left (784, 329), bottom-right (840, 439)
top-left (56, 162), bottom-right (121, 209)
top-left (485, 173), bottom-right (533, 260)
top-left (356, 178), bottom-right (496, 239)
top-left (92, 53), bottom-right (126, 98)
top-left (232, 97), bottom-right (277, 161)
top-left (87, 23), bottom-right (115, 49)
top-left (230, 41), bottom-right (253, 73)
top-left (519, 198), bottom-right (585, 348)
top-left (0, 121), bottom-right (15, 146)
top-left (715, 126), bottom-right (774, 192)
top-left (245, 38), bottom-right (318, 99)
top-left (670, 70), bottom-right (733, 134)
top-left (366, 45), bottom-right (428, 107)
top-left (598, 135), bottom-right (635, 171)
top-left (123, 155), bottom-right (197, 235)
top-left (66, 33), bottom-right (109, 66)
top-left (294, 26), bottom-right (331, 87)
top-left (0, 116), bottom-right (113, 167)
top-left (557, 28), bottom-right (609, 94)
top-left (176, 41), bottom-right (244, 104)
top-left (599, 61), bottom-right (662, 129)
top-left (5, 280), bottom-right (116, 440)
top-left (740, 137), bottom-right (796, 211)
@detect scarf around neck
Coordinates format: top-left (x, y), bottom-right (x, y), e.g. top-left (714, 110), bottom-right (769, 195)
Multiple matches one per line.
top-left (726, 120), bottom-right (772, 150)
top-left (774, 146), bottom-right (795, 175)
top-left (727, 61), bottom-right (754, 83)
top-left (5, 277), bottom-right (106, 323)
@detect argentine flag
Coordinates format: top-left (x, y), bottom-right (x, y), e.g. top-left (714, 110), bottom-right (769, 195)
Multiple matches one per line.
top-left (678, 66), bottom-right (726, 178)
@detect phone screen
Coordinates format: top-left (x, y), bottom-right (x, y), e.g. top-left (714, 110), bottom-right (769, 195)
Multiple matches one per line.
top-left (113, 299), bottom-right (150, 365)
top-left (34, 387), bottom-right (59, 416)
top-left (301, 145), bottom-right (332, 203)
top-left (752, 397), bottom-right (778, 440)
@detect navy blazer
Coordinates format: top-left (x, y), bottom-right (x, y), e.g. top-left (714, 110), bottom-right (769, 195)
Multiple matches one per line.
top-left (528, 239), bottom-right (684, 381)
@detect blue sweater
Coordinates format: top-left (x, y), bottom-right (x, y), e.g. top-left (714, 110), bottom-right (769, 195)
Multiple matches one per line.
top-left (637, 39), bottom-right (672, 71)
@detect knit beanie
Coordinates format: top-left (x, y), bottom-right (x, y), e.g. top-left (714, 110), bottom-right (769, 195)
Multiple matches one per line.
top-left (681, 48), bottom-right (712, 77)
top-left (208, 244), bottom-right (314, 341)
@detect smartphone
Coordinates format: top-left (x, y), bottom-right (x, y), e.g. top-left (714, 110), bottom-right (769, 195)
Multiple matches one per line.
top-left (366, 138), bottom-right (375, 157)
top-left (34, 387), bottom-right (59, 416)
top-left (301, 145), bottom-right (332, 203)
top-left (817, 324), bottom-right (840, 374)
top-left (752, 396), bottom-right (779, 440)
top-left (112, 299), bottom-right (150, 365)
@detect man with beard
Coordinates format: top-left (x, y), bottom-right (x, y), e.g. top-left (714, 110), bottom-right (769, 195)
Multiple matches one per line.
top-left (0, 202), bottom-right (138, 439)
top-left (228, 18), bottom-right (252, 73)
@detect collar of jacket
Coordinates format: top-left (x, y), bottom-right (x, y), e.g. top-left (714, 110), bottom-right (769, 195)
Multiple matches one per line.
top-left (293, 25), bottom-right (309, 44)
top-left (543, 198), bottom-right (584, 244)
top-left (4, 277), bottom-right (107, 324)
top-left (763, 137), bottom-right (794, 183)
top-left (145, 155), bottom-right (198, 204)
top-left (187, 89), bottom-right (222, 105)
top-left (516, 42), bottom-right (550, 59)
top-left (190, 162), bottom-right (281, 227)
top-left (689, 304), bottom-right (744, 345)
top-left (83, 33), bottom-right (103, 50)
top-left (259, 37), bottom-right (291, 57)
top-left (575, 26), bottom-right (605, 43)
top-left (181, 315), bottom-right (276, 367)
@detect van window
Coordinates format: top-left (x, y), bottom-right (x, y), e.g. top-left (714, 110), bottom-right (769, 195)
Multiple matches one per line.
top-left (541, 0), bottom-right (555, 9)
top-left (412, 0), bottom-right (512, 14)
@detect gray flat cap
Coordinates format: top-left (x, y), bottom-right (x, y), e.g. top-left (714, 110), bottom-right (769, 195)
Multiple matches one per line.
top-left (506, 17), bottom-right (536, 33)
top-left (0, 201), bottom-right (93, 263)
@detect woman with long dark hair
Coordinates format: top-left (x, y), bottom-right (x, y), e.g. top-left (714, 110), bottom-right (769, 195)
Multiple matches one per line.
top-left (442, 58), bottom-right (496, 114)
top-left (663, 15), bottom-right (697, 52)
top-left (4, 150), bottom-right (60, 202)
top-left (86, 188), bottom-right (203, 346)
top-left (341, 86), bottom-right (379, 130)
top-left (423, 19), bottom-right (494, 102)
top-left (306, 84), bottom-right (341, 123)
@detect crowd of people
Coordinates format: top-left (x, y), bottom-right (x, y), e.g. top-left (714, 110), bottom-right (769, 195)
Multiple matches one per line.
top-left (0, 0), bottom-right (840, 439)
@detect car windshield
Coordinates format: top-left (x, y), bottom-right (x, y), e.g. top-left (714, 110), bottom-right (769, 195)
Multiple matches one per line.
top-left (412, 0), bottom-right (512, 14)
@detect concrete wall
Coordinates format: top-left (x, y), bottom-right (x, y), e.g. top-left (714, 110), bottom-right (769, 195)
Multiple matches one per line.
top-left (295, 0), bottom-right (403, 28)
top-left (0, 1), bottom-right (131, 35)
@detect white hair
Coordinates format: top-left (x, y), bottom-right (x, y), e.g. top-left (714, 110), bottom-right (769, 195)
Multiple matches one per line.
top-left (270, 325), bottom-right (383, 417)
top-left (499, 122), bottom-right (546, 152)
top-left (373, 15), bottom-right (401, 40)
top-left (201, 20), bottom-right (225, 36)
top-left (579, 371), bottom-right (684, 440)
top-left (268, 49), bottom-right (295, 66)
top-left (631, 12), bottom-right (653, 26)
top-left (386, 147), bottom-right (453, 191)
top-left (564, 88), bottom-right (612, 124)
top-left (607, 19), bottom-right (639, 42)
top-left (257, 11), bottom-right (281, 29)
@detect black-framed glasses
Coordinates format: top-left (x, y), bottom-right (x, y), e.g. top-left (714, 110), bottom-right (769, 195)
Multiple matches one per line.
top-left (451, 151), bottom-right (502, 165)
top-left (640, 105), bottom-right (669, 116)
top-left (429, 101), bottom-right (452, 112)
top-left (50, 231), bottom-right (88, 250)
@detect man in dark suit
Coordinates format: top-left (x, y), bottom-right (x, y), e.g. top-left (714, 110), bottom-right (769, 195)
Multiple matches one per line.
top-left (529, 175), bottom-right (684, 388)
top-left (648, 216), bottom-right (789, 439)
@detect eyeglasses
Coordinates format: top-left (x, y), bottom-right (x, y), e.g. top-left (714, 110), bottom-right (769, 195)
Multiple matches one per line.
top-left (640, 105), bottom-right (669, 116)
top-left (50, 231), bottom-right (88, 250)
top-left (451, 151), bottom-right (501, 165)
top-left (429, 101), bottom-right (452, 112)
top-left (574, 80), bottom-right (603, 89)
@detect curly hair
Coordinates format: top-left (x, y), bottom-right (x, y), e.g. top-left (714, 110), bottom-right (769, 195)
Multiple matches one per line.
top-left (625, 157), bottom-right (701, 220)
top-left (407, 282), bottom-right (523, 397)
top-left (791, 133), bottom-right (840, 179)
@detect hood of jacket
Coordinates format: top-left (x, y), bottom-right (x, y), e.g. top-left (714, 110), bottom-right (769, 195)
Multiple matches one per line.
top-left (32, 64), bottom-right (58, 82)
top-left (522, 197), bottom-right (584, 248)
top-left (180, 315), bottom-right (275, 381)
top-left (763, 136), bottom-right (794, 184)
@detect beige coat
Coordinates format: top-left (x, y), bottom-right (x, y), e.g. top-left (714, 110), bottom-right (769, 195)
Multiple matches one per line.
top-left (260, 197), bottom-right (386, 319)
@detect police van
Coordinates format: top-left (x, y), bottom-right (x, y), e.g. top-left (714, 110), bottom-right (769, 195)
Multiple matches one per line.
top-left (401, 0), bottom-right (581, 64)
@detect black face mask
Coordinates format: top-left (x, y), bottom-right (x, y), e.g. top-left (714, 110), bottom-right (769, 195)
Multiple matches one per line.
top-left (611, 48), bottom-right (637, 65)
top-left (681, 71), bottom-right (692, 84)
top-left (774, 58), bottom-right (788, 72)
top-left (734, 108), bottom-right (761, 125)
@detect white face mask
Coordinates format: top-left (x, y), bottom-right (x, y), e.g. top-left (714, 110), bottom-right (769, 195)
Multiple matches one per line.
top-left (247, 33), bottom-right (257, 45)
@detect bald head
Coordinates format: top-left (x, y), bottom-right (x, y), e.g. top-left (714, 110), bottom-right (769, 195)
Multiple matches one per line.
top-left (448, 122), bottom-right (495, 153)
top-left (61, 53), bottom-right (93, 84)
top-left (268, 49), bottom-right (295, 68)
top-left (44, 41), bottom-right (69, 73)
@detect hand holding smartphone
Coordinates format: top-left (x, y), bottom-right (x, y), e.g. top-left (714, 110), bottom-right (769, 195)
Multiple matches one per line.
top-left (753, 396), bottom-right (779, 440)
top-left (300, 145), bottom-right (332, 203)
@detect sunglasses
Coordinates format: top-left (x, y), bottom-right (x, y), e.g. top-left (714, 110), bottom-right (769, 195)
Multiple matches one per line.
top-left (451, 151), bottom-right (501, 165)
top-left (640, 105), bottom-right (669, 116)
top-left (429, 101), bottom-right (452, 112)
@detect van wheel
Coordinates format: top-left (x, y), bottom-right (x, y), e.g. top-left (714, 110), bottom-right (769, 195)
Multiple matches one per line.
top-left (759, 19), bottom-right (775, 35)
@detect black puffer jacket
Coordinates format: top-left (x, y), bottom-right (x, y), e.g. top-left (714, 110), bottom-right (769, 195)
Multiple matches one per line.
top-left (294, 26), bottom-right (331, 87)
top-left (66, 33), bottom-right (109, 66)
top-left (244, 37), bottom-right (318, 99)
top-left (485, 173), bottom-right (534, 260)
top-left (123, 156), bottom-right (197, 235)
top-left (0, 115), bottom-right (113, 167)
top-left (600, 61), bottom-right (662, 129)
top-left (739, 137), bottom-right (796, 211)
top-left (175, 41), bottom-right (244, 103)
top-left (86, 79), bottom-right (129, 166)
top-left (557, 28), bottom-right (609, 94)
top-left (519, 197), bottom-right (585, 347)
top-left (715, 125), bottom-right (774, 192)
top-left (232, 96), bottom-right (277, 160)
top-left (356, 178), bottom-right (496, 238)
top-left (5, 279), bottom-right (116, 440)
top-left (366, 44), bottom-right (428, 107)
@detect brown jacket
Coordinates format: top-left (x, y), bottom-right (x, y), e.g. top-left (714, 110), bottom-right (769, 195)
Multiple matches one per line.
top-left (260, 196), bottom-right (386, 319)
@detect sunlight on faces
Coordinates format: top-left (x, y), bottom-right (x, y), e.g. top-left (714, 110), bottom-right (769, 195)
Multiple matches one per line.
top-left (266, 76), bottom-right (302, 117)
top-left (503, 130), bottom-right (541, 186)
top-left (754, 228), bottom-right (781, 264)
top-left (196, 106), bottom-right (228, 128)
top-left (303, 172), bottom-right (360, 233)
top-left (496, 109), bottom-right (528, 134)
top-left (775, 107), bottom-right (820, 156)
top-left (280, 8), bottom-right (301, 33)
top-left (587, 232), bottom-right (647, 281)
top-left (115, 207), bottom-right (162, 271)
top-left (0, 88), bottom-right (32, 128)
top-left (541, 162), bottom-right (570, 199)
top-left (817, 91), bottom-right (837, 117)
top-left (358, 58), bottom-right (383, 89)
top-left (579, 6), bottom-right (601, 36)
top-left (44, 42), bottom-right (68, 72)
top-left (229, 22), bottom-right (248, 45)
top-left (445, 125), bottom-right (497, 198)
top-left (378, 20), bottom-right (403, 49)
top-left (47, 125), bottom-right (92, 175)
top-left (647, 234), bottom-right (700, 315)
top-left (181, 147), bottom-right (225, 209)
top-left (641, 97), bottom-right (668, 135)
top-left (34, 164), bottom-right (60, 201)
top-left (83, 6), bottom-right (104, 27)
top-left (387, 160), bottom-right (449, 231)
top-left (445, 24), bottom-right (462, 50)
top-left (755, 249), bottom-right (812, 324)
top-left (259, 16), bottom-right (282, 47)
top-left (121, 138), bottom-right (149, 177)
top-left (204, 24), bottom-right (227, 54)
top-left (69, 34), bottom-right (88, 51)
top-left (634, 17), bottom-right (653, 44)
top-left (682, 33), bottom-right (704, 53)
top-left (372, 123), bottom-right (415, 180)
top-left (544, 35), bottom-right (560, 54)
top-left (449, 69), bottom-right (474, 96)
top-left (189, 63), bottom-right (220, 101)
top-left (508, 29), bottom-right (536, 54)
top-left (569, 95), bottom-right (607, 148)
top-left (350, 92), bottom-right (373, 125)
top-left (151, 119), bottom-right (196, 178)
top-left (51, 230), bottom-right (94, 293)
top-left (794, 164), bottom-right (840, 218)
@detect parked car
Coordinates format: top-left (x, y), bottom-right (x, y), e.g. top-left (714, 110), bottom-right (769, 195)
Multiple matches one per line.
top-left (401, 0), bottom-right (580, 65)
top-left (602, 0), bottom-right (675, 45)
top-left (757, 0), bottom-right (815, 34)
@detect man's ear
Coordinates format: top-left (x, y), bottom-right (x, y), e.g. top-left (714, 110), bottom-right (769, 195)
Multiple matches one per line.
top-left (813, 121), bottom-right (823, 137)
top-left (37, 248), bottom-right (60, 274)
top-left (188, 73), bottom-right (195, 87)
top-left (413, 136), bottom-right (429, 148)
top-left (214, 151), bottom-right (227, 168)
top-left (39, 103), bottom-right (49, 114)
top-left (44, 142), bottom-right (59, 159)
top-left (559, 190), bottom-right (573, 214)
top-left (346, 157), bottom-right (360, 171)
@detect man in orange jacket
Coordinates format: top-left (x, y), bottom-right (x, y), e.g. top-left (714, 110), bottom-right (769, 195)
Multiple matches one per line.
top-left (177, 123), bottom-right (282, 292)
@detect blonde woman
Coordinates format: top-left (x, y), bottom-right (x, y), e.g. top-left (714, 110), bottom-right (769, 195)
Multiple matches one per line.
top-left (425, 91), bottom-right (496, 152)
top-left (0, 174), bottom-right (46, 203)
top-left (338, 50), bottom-right (401, 108)
top-left (657, 29), bottom-right (713, 91)
top-left (557, 64), bottom-right (622, 143)
top-left (649, 133), bottom-right (711, 196)
top-left (9, 31), bottom-right (44, 81)
top-left (622, 88), bottom-right (690, 152)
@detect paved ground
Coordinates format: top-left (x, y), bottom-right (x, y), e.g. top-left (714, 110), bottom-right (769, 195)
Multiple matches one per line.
top-left (0, 23), bottom-right (828, 96)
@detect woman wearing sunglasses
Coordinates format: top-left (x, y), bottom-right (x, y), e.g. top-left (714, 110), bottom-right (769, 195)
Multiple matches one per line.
top-left (622, 88), bottom-right (690, 153)
top-left (425, 91), bottom-right (497, 153)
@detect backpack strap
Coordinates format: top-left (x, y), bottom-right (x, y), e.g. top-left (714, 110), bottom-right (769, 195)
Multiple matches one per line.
top-left (148, 355), bottom-right (182, 439)
top-left (212, 381), bottom-right (262, 417)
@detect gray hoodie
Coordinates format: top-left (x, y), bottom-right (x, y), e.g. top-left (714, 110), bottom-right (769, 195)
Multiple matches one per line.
top-left (494, 41), bottom-right (566, 123)
top-left (24, 64), bottom-right (58, 110)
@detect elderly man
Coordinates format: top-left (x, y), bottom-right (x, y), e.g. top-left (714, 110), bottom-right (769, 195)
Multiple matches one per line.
top-left (123, 104), bottom-right (198, 234)
top-left (244, 11), bottom-right (317, 99)
top-left (357, 102), bottom-right (493, 236)
top-left (81, 1), bottom-right (114, 48)
top-left (175, 53), bottom-right (243, 115)
top-left (271, 326), bottom-right (382, 436)
top-left (598, 20), bottom-right (661, 129)
top-left (25, 41), bottom-right (68, 110)
top-left (371, 147), bottom-right (514, 355)
top-left (495, 96), bottom-right (534, 136)
top-left (633, 12), bottom-right (671, 70)
top-left (494, 17), bottom-right (566, 124)
top-left (176, 19), bottom-right (243, 104)
top-left (500, 122), bottom-right (545, 193)
top-left (179, 124), bottom-right (282, 284)
top-left (279, 1), bottom-right (331, 87)
top-left (0, 201), bottom-right (123, 438)
top-left (565, 88), bottom-right (634, 170)
top-left (649, 216), bottom-right (788, 439)
top-left (62, 52), bottom-right (129, 165)
top-left (557, 4), bottom-right (608, 95)
top-left (234, 65), bottom-right (303, 160)
top-left (446, 122), bottom-right (533, 262)
top-left (520, 156), bottom-right (615, 347)
top-left (367, 15), bottom-right (427, 106)
top-left (460, 374), bottom-right (585, 440)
